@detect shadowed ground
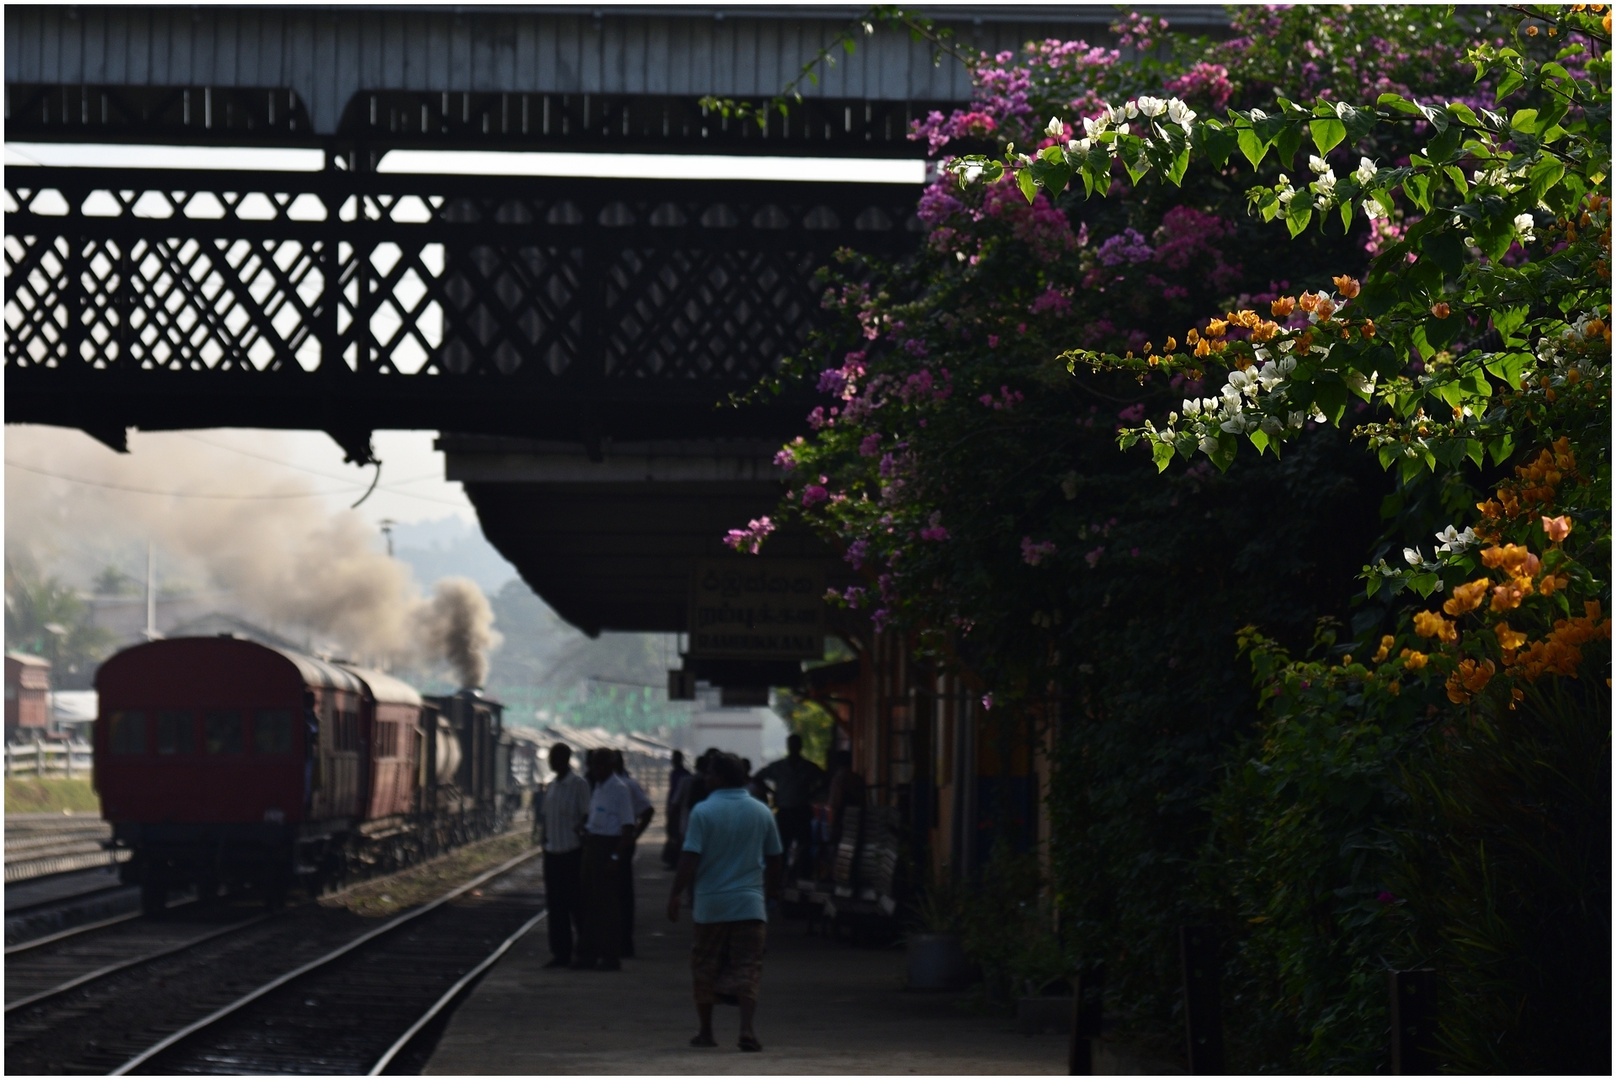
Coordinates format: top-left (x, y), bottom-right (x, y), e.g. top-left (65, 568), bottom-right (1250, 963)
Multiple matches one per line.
top-left (424, 829), bottom-right (1076, 1075)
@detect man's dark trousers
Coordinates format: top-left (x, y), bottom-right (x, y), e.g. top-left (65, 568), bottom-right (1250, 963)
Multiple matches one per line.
top-left (619, 839), bottom-right (637, 957)
top-left (776, 805), bottom-right (814, 879)
top-left (542, 848), bottom-right (583, 964)
top-left (577, 835), bottom-right (623, 965)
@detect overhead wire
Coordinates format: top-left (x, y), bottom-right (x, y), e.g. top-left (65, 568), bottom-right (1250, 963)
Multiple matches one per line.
top-left (4, 460), bottom-right (352, 500)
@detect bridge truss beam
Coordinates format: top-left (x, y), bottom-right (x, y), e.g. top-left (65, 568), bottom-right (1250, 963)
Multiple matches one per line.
top-left (4, 167), bottom-right (920, 461)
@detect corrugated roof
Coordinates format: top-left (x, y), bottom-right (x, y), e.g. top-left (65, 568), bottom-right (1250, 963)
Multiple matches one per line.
top-left (6, 6), bottom-right (1227, 136)
top-left (337, 664), bottom-right (424, 708)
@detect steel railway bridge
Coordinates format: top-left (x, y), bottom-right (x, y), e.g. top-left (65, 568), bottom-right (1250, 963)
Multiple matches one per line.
top-left (3, 4), bottom-right (1220, 643)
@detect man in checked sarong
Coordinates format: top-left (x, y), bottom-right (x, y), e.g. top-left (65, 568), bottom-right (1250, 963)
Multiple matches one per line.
top-left (667, 751), bottom-right (783, 1052)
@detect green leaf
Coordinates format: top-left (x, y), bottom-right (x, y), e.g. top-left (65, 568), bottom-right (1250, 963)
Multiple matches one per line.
top-left (1200, 123), bottom-right (1237, 169)
top-left (1411, 324), bottom-right (1436, 361)
top-left (1274, 122), bottom-right (1305, 169)
top-left (1510, 107), bottom-right (1540, 134)
top-left (1285, 200), bottom-right (1313, 237)
top-left (1249, 429), bottom-right (1270, 455)
top-left (1339, 199), bottom-right (1354, 233)
top-left (1495, 66), bottom-right (1525, 103)
top-left (1443, 165), bottom-right (1469, 195)
top-left (1491, 307), bottom-right (1529, 344)
top-left (1483, 350), bottom-right (1532, 388)
top-left (1403, 171), bottom-right (1433, 211)
top-left (1487, 433), bottom-right (1516, 466)
top-left (1312, 377), bottom-right (1348, 424)
top-left (1309, 118), bottom-right (1347, 154)
top-left (1017, 168), bottom-right (1038, 204)
top-left (1425, 312), bottom-right (1462, 351)
top-left (1408, 572), bottom-right (1440, 598)
top-left (1426, 123), bottom-right (1463, 161)
top-left (1151, 438), bottom-right (1175, 473)
top-left (1528, 157), bottom-right (1565, 203)
top-left (1167, 140), bottom-right (1191, 186)
top-left (1421, 229), bottom-right (1467, 275)
top-left (1378, 93), bottom-right (1422, 114)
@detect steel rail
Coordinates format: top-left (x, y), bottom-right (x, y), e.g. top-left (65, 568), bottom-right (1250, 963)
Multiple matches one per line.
top-left (108, 846), bottom-right (542, 1076)
top-left (4, 882), bottom-right (128, 920)
top-left (366, 907), bottom-right (548, 1075)
top-left (4, 908), bottom-right (275, 1013)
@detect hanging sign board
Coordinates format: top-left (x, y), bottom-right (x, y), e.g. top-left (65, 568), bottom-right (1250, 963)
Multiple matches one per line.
top-left (687, 559), bottom-right (825, 660)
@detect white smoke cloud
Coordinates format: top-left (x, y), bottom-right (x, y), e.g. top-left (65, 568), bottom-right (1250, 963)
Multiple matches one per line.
top-left (5, 425), bottom-right (498, 678)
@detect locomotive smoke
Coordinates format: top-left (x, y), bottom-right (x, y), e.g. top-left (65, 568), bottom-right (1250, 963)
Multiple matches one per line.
top-left (417, 577), bottom-right (501, 689)
top-left (5, 426), bottom-right (499, 676)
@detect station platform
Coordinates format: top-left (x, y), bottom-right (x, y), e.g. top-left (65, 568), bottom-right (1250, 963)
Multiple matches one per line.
top-left (424, 836), bottom-right (1070, 1075)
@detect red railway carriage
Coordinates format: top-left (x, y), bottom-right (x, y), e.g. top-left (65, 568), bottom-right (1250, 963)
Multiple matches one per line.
top-left (95, 637), bottom-right (426, 912)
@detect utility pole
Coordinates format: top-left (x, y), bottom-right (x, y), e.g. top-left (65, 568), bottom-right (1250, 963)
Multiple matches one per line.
top-left (380, 518), bottom-right (396, 558)
top-left (144, 541), bottom-right (160, 641)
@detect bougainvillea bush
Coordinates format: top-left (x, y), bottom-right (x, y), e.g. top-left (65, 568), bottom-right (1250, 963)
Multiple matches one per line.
top-left (737, 4), bottom-right (1610, 1071)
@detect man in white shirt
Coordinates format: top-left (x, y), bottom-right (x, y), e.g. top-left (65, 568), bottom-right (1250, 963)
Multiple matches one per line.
top-left (575, 749), bottom-right (637, 970)
top-left (538, 743), bottom-right (591, 968)
top-left (612, 750), bottom-right (655, 957)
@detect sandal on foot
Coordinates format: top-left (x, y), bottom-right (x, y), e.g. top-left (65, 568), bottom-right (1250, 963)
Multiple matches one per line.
top-left (738, 1035), bottom-right (763, 1052)
top-left (690, 1033), bottom-right (717, 1048)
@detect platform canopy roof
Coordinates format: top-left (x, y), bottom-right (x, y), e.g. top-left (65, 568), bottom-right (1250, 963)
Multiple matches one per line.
top-left (6, 5), bottom-right (1228, 153)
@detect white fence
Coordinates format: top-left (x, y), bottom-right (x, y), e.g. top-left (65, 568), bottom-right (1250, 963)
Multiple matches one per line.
top-left (5, 740), bottom-right (94, 778)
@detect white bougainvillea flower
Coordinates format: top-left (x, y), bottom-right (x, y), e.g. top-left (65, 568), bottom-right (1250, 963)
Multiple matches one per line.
top-left (1434, 525), bottom-right (1478, 552)
top-left (1045, 116), bottom-right (1065, 138)
top-left (1167, 98), bottom-right (1196, 129)
top-left (1308, 154), bottom-right (1330, 175)
top-left (1513, 212), bottom-right (1536, 242)
top-left (1355, 157), bottom-right (1377, 184)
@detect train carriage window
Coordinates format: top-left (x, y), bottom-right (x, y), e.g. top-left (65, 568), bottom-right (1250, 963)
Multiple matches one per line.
top-left (254, 709), bottom-right (294, 755)
top-left (204, 710), bottom-right (244, 755)
top-left (108, 711), bottom-right (146, 755)
top-left (156, 710), bottom-right (194, 755)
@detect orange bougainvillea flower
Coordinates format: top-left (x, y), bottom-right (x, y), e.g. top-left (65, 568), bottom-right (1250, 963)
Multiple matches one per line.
top-left (1373, 634), bottom-right (1395, 663)
top-left (1491, 577), bottom-right (1533, 612)
top-left (1431, 302), bottom-right (1451, 318)
top-left (1444, 579), bottom-right (1492, 617)
top-left (1413, 610), bottom-right (1459, 642)
top-left (1402, 649), bottom-right (1430, 670)
top-left (1495, 622), bottom-right (1528, 650)
top-left (1480, 544), bottom-right (1540, 577)
top-left (1271, 296), bottom-right (1296, 318)
top-left (1542, 515), bottom-right (1573, 542)
top-left (1539, 573), bottom-right (1570, 596)
top-left (1205, 318), bottom-right (1229, 339)
top-left (1251, 320), bottom-right (1280, 342)
top-left (1332, 275), bottom-right (1361, 298)
top-left (1446, 658), bottom-right (1496, 704)
top-left (1360, 318), bottom-right (1376, 338)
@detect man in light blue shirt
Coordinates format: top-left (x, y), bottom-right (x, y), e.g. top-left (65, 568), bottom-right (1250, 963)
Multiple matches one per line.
top-left (667, 752), bottom-right (783, 1052)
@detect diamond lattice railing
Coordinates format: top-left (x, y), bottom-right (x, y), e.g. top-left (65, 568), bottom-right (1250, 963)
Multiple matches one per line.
top-left (4, 168), bottom-right (921, 447)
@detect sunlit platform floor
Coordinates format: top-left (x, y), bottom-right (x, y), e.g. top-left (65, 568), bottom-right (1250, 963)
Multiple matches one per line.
top-left (424, 837), bottom-right (1073, 1075)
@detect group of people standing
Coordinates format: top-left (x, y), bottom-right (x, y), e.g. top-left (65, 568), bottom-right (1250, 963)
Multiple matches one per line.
top-left (534, 734), bottom-right (867, 1052)
top-left (533, 743), bottom-right (653, 971)
top-left (662, 735), bottom-right (865, 881)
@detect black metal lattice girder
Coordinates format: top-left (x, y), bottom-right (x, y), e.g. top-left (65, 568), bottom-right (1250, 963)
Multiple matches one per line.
top-left (4, 166), bottom-right (922, 458)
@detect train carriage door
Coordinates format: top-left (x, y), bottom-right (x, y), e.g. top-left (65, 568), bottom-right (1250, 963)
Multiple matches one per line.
top-left (358, 692), bottom-right (375, 821)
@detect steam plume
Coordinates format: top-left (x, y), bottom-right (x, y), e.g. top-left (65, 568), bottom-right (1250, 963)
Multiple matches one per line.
top-left (4, 426), bottom-right (499, 677)
top-left (416, 576), bottom-right (501, 688)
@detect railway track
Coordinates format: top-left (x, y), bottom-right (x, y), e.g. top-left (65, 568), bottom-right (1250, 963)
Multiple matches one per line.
top-left (4, 816), bottom-right (126, 883)
top-left (3, 841), bottom-right (544, 1075)
top-left (114, 848), bottom-right (545, 1075)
